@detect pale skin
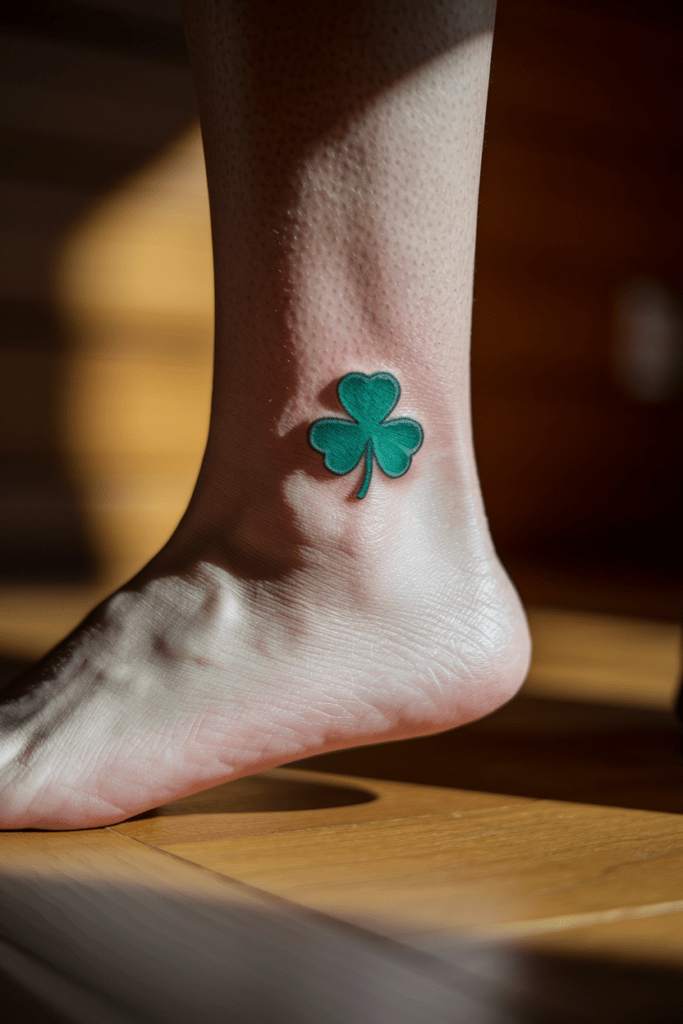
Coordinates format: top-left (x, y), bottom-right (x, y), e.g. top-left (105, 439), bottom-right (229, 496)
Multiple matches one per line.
top-left (0, 0), bottom-right (530, 829)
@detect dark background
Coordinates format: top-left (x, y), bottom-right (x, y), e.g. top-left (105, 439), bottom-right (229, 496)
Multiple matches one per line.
top-left (474, 0), bottom-right (683, 619)
top-left (0, 0), bottom-right (681, 618)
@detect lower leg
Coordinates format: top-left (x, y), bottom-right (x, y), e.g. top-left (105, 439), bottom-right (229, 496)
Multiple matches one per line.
top-left (183, 0), bottom-right (499, 569)
top-left (0, 0), bottom-right (529, 829)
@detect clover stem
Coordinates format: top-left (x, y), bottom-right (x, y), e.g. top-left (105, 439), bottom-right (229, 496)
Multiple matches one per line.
top-left (356, 441), bottom-right (373, 499)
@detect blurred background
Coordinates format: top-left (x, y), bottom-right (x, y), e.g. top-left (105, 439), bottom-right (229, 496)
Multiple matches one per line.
top-left (0, 0), bottom-right (682, 666)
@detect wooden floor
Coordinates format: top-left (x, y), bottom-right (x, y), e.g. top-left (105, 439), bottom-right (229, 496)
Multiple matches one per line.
top-left (1, 608), bottom-right (682, 1023)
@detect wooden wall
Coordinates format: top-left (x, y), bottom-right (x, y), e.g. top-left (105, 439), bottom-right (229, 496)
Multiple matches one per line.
top-left (472, 0), bottom-right (683, 615)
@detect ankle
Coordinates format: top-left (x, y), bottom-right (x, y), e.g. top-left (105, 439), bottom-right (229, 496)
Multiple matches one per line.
top-left (174, 445), bottom-right (486, 623)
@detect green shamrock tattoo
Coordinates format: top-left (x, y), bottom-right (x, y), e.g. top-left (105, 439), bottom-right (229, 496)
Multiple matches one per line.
top-left (308, 372), bottom-right (424, 499)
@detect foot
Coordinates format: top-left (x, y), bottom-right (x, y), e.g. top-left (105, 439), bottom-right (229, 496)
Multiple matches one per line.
top-left (0, 441), bottom-right (529, 830)
top-left (1, 3), bottom-right (526, 829)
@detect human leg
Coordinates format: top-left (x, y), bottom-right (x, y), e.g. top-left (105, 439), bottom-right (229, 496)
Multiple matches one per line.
top-left (0, 0), bottom-right (529, 829)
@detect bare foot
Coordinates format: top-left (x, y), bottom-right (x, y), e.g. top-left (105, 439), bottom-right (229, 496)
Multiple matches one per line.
top-left (0, 1), bottom-right (530, 829)
top-left (0, 456), bottom-right (528, 828)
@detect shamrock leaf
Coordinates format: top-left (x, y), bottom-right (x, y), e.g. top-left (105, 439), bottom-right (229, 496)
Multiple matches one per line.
top-left (308, 372), bottom-right (424, 499)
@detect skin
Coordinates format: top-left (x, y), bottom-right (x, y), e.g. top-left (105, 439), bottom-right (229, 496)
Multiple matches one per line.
top-left (0, 0), bottom-right (530, 830)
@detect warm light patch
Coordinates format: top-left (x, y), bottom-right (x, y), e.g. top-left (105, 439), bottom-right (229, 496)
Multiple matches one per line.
top-left (56, 125), bottom-right (214, 588)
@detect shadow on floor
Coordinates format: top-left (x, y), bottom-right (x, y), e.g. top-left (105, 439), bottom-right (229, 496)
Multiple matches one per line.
top-left (131, 772), bottom-right (377, 818)
top-left (1, 873), bottom-right (682, 1024)
top-left (0, 657), bottom-right (32, 690)
top-left (297, 695), bottom-right (683, 816)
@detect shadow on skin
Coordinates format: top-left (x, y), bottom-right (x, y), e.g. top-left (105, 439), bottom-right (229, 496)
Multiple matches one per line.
top-left (277, 377), bottom-right (364, 503)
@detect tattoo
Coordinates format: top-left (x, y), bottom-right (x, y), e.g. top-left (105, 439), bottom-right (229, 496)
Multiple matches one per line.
top-left (309, 372), bottom-right (423, 499)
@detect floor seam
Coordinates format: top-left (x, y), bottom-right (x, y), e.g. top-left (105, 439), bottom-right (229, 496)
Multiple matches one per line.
top-left (105, 827), bottom-right (683, 946)
top-left (103, 826), bottom-right (465, 970)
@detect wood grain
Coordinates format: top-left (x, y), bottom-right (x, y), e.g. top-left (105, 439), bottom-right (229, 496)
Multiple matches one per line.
top-left (0, 814), bottom-right (508, 1024)
top-left (0, 824), bottom-right (248, 901)
top-left (3, 768), bottom-right (683, 1018)
top-left (114, 775), bottom-right (683, 940)
top-left (112, 767), bottom-right (523, 845)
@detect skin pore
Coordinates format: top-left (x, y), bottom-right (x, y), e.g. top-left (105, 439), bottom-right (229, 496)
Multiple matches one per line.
top-left (0, 0), bottom-right (530, 829)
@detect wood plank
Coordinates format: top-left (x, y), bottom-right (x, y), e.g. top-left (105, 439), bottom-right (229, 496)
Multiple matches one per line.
top-left (0, 823), bottom-right (507, 1024)
top-left (3, 773), bottom-right (683, 1020)
top-left (0, 823), bottom-right (243, 896)
top-left (117, 777), bottom-right (683, 940)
